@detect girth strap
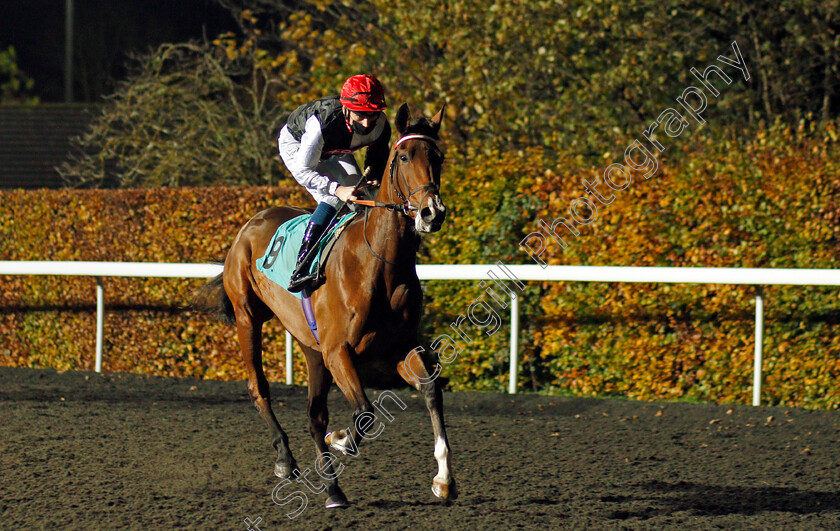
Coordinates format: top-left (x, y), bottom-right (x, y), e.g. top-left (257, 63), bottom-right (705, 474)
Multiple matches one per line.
top-left (301, 293), bottom-right (320, 344)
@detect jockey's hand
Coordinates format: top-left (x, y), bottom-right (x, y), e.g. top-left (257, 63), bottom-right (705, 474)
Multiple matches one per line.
top-left (362, 167), bottom-right (379, 187)
top-left (335, 185), bottom-right (358, 203)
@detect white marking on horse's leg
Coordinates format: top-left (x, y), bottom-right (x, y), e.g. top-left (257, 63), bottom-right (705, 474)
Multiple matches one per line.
top-left (434, 436), bottom-right (449, 476)
top-left (325, 430), bottom-right (347, 455)
top-left (325, 429), bottom-right (358, 457)
top-left (431, 436), bottom-right (452, 498)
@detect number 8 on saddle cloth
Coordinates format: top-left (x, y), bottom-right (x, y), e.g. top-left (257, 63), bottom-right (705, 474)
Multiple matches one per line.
top-left (256, 212), bottom-right (356, 300)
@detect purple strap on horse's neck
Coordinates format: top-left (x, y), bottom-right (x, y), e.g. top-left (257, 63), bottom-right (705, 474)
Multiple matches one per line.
top-left (301, 293), bottom-right (320, 344)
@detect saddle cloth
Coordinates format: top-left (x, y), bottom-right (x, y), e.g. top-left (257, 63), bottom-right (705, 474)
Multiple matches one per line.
top-left (256, 212), bottom-right (356, 299)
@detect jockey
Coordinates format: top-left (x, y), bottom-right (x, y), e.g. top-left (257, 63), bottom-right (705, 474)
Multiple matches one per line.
top-left (278, 74), bottom-right (391, 293)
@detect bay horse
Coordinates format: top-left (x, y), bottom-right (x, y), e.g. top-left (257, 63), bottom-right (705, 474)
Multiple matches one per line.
top-left (196, 103), bottom-right (456, 509)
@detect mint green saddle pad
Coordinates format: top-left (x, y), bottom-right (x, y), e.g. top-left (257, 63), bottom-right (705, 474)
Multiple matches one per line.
top-left (256, 212), bottom-right (355, 299)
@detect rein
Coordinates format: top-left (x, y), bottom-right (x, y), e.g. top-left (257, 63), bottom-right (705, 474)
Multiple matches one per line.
top-left (353, 199), bottom-right (413, 215)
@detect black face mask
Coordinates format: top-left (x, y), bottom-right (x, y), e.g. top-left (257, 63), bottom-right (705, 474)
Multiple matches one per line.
top-left (352, 120), bottom-right (376, 135)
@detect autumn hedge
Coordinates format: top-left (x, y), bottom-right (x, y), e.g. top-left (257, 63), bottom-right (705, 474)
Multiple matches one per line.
top-left (0, 186), bottom-right (313, 383)
top-left (3, 123), bottom-right (840, 409)
top-left (418, 121), bottom-right (840, 409)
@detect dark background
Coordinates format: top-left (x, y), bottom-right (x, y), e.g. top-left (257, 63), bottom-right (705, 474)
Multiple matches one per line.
top-left (0, 0), bottom-right (236, 103)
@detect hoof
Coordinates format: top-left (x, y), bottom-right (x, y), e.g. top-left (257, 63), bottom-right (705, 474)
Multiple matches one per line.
top-left (432, 477), bottom-right (458, 500)
top-left (274, 460), bottom-right (297, 479)
top-left (325, 493), bottom-right (350, 509)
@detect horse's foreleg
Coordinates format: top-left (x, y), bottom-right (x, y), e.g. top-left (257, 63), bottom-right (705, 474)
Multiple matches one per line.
top-left (300, 344), bottom-right (349, 509)
top-left (235, 310), bottom-right (297, 478)
top-left (397, 350), bottom-right (458, 501)
top-left (323, 343), bottom-right (375, 457)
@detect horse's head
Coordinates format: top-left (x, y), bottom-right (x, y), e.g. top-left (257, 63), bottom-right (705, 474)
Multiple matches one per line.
top-left (384, 103), bottom-right (447, 233)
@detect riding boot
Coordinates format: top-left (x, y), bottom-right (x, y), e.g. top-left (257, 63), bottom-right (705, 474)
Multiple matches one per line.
top-left (288, 221), bottom-right (326, 293)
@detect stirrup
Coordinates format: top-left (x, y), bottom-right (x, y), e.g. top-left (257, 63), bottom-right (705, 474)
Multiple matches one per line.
top-left (288, 270), bottom-right (318, 293)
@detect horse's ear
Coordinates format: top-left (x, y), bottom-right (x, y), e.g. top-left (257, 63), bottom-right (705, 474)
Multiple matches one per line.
top-left (431, 103), bottom-right (446, 133)
top-left (395, 103), bottom-right (411, 135)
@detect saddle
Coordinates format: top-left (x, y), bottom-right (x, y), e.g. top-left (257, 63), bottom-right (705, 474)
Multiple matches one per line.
top-left (256, 212), bottom-right (356, 300)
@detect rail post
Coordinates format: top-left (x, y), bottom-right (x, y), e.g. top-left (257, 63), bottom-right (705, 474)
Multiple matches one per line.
top-left (752, 287), bottom-right (764, 406)
top-left (509, 292), bottom-right (520, 394)
top-left (95, 278), bottom-right (104, 373)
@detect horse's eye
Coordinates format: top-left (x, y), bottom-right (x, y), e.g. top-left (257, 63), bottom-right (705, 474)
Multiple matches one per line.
top-left (399, 154), bottom-right (409, 162)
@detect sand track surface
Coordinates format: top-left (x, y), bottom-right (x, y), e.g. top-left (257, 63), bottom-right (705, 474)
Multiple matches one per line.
top-left (1, 367), bottom-right (838, 530)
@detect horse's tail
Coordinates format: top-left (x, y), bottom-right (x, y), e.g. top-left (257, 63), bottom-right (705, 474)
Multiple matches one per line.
top-left (192, 265), bottom-right (236, 325)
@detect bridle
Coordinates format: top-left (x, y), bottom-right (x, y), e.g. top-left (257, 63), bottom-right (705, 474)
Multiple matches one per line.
top-left (390, 133), bottom-right (442, 215)
top-left (355, 133), bottom-right (442, 217)
top-left (355, 133), bottom-right (444, 264)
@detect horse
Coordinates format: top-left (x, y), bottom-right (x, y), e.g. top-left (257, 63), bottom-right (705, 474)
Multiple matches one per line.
top-left (195, 103), bottom-right (456, 509)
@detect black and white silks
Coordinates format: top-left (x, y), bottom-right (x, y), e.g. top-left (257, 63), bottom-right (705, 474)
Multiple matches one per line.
top-left (278, 96), bottom-right (390, 207)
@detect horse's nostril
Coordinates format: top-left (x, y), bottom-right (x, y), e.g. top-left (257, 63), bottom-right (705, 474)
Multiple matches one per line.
top-left (420, 207), bottom-right (434, 221)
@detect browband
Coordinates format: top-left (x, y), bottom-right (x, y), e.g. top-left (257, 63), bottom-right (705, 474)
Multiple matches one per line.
top-left (394, 134), bottom-right (438, 148)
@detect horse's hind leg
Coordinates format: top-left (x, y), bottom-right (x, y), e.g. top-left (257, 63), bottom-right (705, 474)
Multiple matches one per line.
top-left (230, 291), bottom-right (298, 478)
top-left (398, 349), bottom-right (458, 500)
top-left (300, 344), bottom-right (349, 509)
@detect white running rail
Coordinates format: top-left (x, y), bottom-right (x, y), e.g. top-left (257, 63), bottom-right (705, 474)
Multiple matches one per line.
top-left (2, 261), bottom-right (840, 405)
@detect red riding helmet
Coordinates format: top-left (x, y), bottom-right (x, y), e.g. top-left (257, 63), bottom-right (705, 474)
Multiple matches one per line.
top-left (340, 74), bottom-right (387, 112)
